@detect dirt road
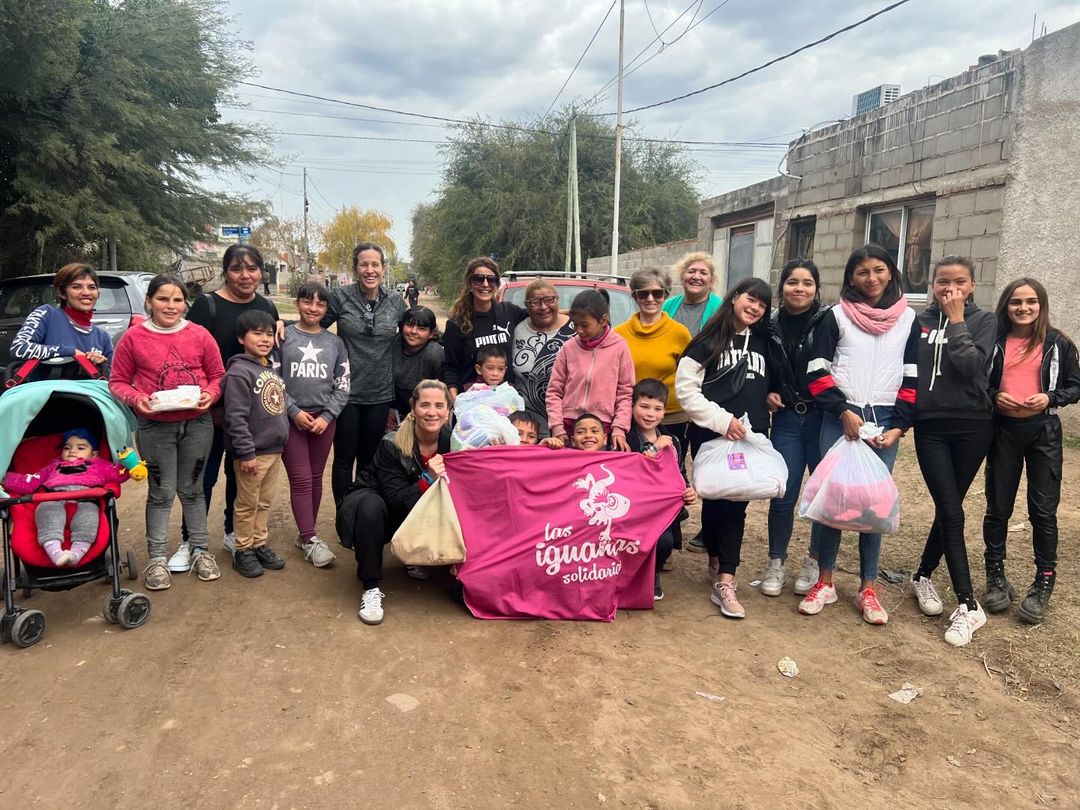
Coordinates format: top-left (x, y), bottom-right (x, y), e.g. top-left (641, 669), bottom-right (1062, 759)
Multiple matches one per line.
top-left (1, 295), bottom-right (1078, 807)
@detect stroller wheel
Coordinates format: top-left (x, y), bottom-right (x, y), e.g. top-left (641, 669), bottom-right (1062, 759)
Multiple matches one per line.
top-left (12, 609), bottom-right (46, 648)
top-left (102, 593), bottom-right (120, 624)
top-left (118, 592), bottom-right (151, 629)
top-left (125, 549), bottom-right (139, 581)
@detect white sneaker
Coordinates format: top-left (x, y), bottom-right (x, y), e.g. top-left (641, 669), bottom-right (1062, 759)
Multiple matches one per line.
top-left (798, 580), bottom-right (837, 615)
top-left (295, 535), bottom-right (336, 568)
top-left (794, 555), bottom-right (819, 595)
top-left (359, 588), bottom-right (385, 625)
top-left (405, 565), bottom-right (431, 581)
top-left (760, 558), bottom-right (785, 597)
top-left (167, 542), bottom-right (193, 573)
top-left (223, 531), bottom-right (237, 557)
top-left (944, 602), bottom-right (986, 647)
top-left (912, 574), bottom-right (944, 616)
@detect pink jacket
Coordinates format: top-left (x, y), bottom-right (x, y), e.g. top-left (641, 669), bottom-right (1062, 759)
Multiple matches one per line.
top-left (4, 457), bottom-right (126, 495)
top-left (545, 329), bottom-right (635, 436)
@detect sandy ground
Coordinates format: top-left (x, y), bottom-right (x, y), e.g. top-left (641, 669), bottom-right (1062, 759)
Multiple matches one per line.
top-left (0, 295), bottom-right (1078, 808)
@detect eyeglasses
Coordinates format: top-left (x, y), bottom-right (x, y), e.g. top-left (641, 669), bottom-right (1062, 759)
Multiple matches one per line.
top-left (633, 289), bottom-right (667, 301)
top-left (470, 274), bottom-right (499, 288)
top-left (526, 295), bottom-right (558, 308)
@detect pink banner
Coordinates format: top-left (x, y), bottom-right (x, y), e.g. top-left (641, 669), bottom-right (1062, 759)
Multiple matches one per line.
top-left (444, 446), bottom-right (685, 622)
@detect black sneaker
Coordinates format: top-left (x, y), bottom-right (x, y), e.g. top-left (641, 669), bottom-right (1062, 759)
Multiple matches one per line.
top-left (982, 562), bottom-right (1016, 613)
top-left (1016, 572), bottom-right (1055, 625)
top-left (233, 549), bottom-right (264, 578)
top-left (254, 545), bottom-right (286, 570)
top-left (686, 533), bottom-right (706, 554)
top-left (654, 572), bottom-right (664, 601)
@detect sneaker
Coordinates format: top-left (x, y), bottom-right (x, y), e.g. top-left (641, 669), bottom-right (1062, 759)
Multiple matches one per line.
top-left (167, 542), bottom-right (193, 573)
top-left (686, 534), bottom-right (706, 553)
top-left (944, 602), bottom-right (987, 647)
top-left (793, 555), bottom-right (819, 596)
top-left (295, 535), bottom-right (336, 568)
top-left (232, 548), bottom-right (264, 578)
top-left (223, 531), bottom-right (237, 558)
top-left (710, 580), bottom-right (745, 619)
top-left (760, 558), bottom-right (786, 597)
top-left (191, 550), bottom-right (221, 582)
top-left (359, 587), bottom-right (385, 625)
top-left (982, 562), bottom-right (1016, 614)
top-left (707, 557), bottom-right (720, 583)
top-left (798, 580), bottom-right (838, 615)
top-left (405, 565), bottom-right (431, 581)
top-left (911, 574), bottom-right (944, 616)
top-left (855, 586), bottom-right (889, 625)
top-left (253, 545), bottom-right (285, 570)
top-left (654, 572), bottom-right (664, 601)
top-left (1016, 572), bottom-right (1055, 625)
top-left (143, 558), bottom-right (172, 590)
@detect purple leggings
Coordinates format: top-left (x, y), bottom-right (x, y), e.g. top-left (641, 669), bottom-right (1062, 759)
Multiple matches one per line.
top-left (282, 420), bottom-right (337, 541)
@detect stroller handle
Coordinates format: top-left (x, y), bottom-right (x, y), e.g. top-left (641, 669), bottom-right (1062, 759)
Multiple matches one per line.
top-left (5, 355), bottom-right (105, 390)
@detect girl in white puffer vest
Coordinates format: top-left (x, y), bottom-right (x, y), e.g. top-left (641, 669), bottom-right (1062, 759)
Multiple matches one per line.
top-left (800, 244), bottom-right (918, 626)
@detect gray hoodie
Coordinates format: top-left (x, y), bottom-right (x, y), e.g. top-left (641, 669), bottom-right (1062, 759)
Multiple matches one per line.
top-left (223, 353), bottom-right (290, 460)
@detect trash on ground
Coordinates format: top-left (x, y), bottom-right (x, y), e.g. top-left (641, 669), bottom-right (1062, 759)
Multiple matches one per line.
top-left (1008, 522), bottom-right (1027, 532)
top-left (749, 579), bottom-right (762, 587)
top-left (695, 691), bottom-right (725, 703)
top-left (888, 683), bottom-right (923, 704)
top-left (777, 656), bottom-right (799, 678)
top-left (879, 568), bottom-right (909, 584)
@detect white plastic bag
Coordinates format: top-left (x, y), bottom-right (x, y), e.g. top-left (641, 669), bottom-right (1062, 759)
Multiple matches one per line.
top-left (451, 404), bottom-right (521, 451)
top-left (798, 425), bottom-right (900, 534)
top-left (453, 382), bottom-right (524, 419)
top-left (692, 416), bottom-right (788, 501)
top-left (149, 385), bottom-right (201, 412)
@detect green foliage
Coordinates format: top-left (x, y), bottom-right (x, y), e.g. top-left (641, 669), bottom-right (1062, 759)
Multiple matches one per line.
top-left (0, 0), bottom-right (271, 275)
top-left (410, 111), bottom-right (700, 297)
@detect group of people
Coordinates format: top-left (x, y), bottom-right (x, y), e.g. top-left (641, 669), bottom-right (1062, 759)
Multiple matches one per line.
top-left (6, 242), bottom-right (1076, 647)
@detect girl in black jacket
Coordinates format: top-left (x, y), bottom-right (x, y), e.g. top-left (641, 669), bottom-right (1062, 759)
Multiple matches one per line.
top-left (336, 380), bottom-right (452, 626)
top-left (982, 277), bottom-right (1080, 625)
top-left (892, 256), bottom-right (997, 648)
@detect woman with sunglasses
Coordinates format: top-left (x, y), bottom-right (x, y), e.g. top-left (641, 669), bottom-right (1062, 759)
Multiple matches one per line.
top-left (511, 278), bottom-right (575, 438)
top-left (171, 245), bottom-right (279, 570)
top-left (615, 266), bottom-right (692, 446)
top-left (320, 242), bottom-right (406, 506)
top-left (440, 257), bottom-right (526, 399)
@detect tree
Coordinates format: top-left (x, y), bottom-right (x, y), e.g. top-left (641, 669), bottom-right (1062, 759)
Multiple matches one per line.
top-left (319, 207), bottom-right (396, 274)
top-left (0, 0), bottom-right (272, 274)
top-left (250, 215), bottom-right (306, 269)
top-left (411, 111), bottom-right (699, 296)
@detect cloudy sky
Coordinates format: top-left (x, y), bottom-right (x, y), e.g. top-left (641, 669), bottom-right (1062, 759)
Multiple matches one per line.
top-left (217, 0), bottom-right (1079, 259)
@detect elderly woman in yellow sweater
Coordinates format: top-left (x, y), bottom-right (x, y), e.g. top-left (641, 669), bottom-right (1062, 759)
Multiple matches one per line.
top-left (615, 265), bottom-right (693, 444)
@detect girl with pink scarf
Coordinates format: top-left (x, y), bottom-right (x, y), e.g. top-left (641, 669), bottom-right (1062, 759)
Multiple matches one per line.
top-left (800, 245), bottom-right (917, 626)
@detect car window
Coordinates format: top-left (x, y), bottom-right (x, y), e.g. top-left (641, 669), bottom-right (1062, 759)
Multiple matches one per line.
top-left (0, 277), bottom-right (133, 319)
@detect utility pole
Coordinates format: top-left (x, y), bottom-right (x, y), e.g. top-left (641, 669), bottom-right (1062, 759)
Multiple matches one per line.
top-left (610, 0), bottom-right (625, 277)
top-left (564, 114), bottom-right (583, 276)
top-left (302, 167), bottom-right (310, 274)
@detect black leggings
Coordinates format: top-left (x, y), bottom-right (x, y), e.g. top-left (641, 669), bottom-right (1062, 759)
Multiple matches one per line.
top-left (913, 418), bottom-right (993, 603)
top-left (983, 414), bottom-right (1062, 572)
top-left (700, 499), bottom-right (749, 576)
top-left (331, 402), bottom-right (392, 505)
top-left (336, 487), bottom-right (401, 589)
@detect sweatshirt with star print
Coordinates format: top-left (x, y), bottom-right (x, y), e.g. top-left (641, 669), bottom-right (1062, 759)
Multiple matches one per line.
top-left (278, 323), bottom-right (350, 423)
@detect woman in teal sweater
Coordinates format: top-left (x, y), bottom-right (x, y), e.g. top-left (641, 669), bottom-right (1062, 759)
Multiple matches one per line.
top-left (663, 252), bottom-right (722, 338)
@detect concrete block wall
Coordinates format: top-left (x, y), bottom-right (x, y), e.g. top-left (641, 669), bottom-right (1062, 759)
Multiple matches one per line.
top-left (928, 185), bottom-right (1004, 308)
top-left (584, 238), bottom-right (700, 278)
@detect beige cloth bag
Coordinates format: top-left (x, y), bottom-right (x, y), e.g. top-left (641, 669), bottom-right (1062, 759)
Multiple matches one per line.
top-left (390, 478), bottom-right (467, 565)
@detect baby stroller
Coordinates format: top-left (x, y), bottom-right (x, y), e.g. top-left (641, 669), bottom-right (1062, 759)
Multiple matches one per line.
top-left (0, 367), bottom-right (149, 648)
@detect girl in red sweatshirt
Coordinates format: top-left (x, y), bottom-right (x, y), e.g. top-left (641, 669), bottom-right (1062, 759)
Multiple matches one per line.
top-left (109, 274), bottom-right (225, 591)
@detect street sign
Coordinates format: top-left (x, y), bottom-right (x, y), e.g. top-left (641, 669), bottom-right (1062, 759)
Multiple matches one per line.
top-left (239, 226), bottom-right (251, 237)
top-left (220, 225), bottom-right (252, 237)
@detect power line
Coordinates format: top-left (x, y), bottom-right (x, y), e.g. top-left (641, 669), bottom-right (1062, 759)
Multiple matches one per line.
top-left (305, 172), bottom-right (337, 211)
top-left (596, 0), bottom-right (914, 115)
top-left (543, 0), bottom-right (618, 119)
top-left (225, 104), bottom-right (449, 130)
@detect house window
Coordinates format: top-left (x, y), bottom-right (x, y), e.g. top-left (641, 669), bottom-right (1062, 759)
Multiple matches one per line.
top-left (788, 218), bottom-right (816, 261)
top-left (866, 201), bottom-right (935, 295)
top-left (727, 224), bottom-right (756, 286)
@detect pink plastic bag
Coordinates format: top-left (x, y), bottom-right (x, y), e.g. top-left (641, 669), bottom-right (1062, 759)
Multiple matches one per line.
top-left (798, 435), bottom-right (900, 534)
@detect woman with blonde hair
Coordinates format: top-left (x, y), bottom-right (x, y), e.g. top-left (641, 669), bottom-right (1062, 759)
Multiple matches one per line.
top-left (663, 252), bottom-right (722, 337)
top-left (335, 380), bottom-right (452, 625)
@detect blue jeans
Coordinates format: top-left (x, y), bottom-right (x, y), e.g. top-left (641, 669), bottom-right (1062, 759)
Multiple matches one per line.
top-left (767, 406), bottom-right (824, 560)
top-left (813, 405), bottom-right (899, 581)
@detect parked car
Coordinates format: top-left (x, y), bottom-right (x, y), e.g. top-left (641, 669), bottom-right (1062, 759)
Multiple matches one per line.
top-left (501, 272), bottom-right (634, 326)
top-left (0, 272), bottom-right (154, 378)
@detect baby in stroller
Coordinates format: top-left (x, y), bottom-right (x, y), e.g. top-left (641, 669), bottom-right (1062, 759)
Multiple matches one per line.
top-left (3, 427), bottom-right (126, 567)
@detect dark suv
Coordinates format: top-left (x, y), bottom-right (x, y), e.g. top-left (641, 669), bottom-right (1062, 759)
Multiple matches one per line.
top-left (0, 272), bottom-right (154, 377)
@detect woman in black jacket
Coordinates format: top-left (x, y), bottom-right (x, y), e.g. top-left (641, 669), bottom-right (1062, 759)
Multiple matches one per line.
top-left (336, 379), bottom-right (452, 626)
top-left (982, 277), bottom-right (1080, 625)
